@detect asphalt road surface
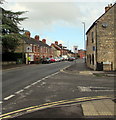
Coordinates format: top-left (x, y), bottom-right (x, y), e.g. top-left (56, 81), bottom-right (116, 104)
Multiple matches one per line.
top-left (2, 60), bottom-right (114, 116)
top-left (2, 61), bottom-right (73, 98)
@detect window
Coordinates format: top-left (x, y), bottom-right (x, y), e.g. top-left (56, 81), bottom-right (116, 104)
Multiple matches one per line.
top-left (92, 54), bottom-right (94, 65)
top-left (89, 54), bottom-right (91, 64)
top-left (93, 46), bottom-right (95, 51)
top-left (92, 32), bottom-right (94, 43)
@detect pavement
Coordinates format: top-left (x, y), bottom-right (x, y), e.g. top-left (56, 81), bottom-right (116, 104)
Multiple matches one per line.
top-left (63, 59), bottom-right (116, 77)
top-left (1, 59), bottom-right (116, 119)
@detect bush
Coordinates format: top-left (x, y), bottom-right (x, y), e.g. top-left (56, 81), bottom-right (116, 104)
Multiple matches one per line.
top-left (2, 52), bottom-right (26, 63)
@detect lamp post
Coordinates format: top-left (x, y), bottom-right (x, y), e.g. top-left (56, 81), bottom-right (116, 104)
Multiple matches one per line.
top-left (82, 22), bottom-right (86, 63)
top-left (21, 28), bottom-right (25, 64)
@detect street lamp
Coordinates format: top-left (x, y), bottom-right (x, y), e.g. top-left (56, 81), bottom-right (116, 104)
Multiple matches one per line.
top-left (82, 22), bottom-right (86, 63)
top-left (21, 28), bottom-right (25, 64)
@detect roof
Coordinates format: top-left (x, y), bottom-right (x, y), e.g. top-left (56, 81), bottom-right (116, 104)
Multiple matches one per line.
top-left (86, 3), bottom-right (116, 34)
top-left (57, 45), bottom-right (67, 49)
top-left (22, 36), bottom-right (51, 48)
top-left (51, 44), bottom-right (61, 50)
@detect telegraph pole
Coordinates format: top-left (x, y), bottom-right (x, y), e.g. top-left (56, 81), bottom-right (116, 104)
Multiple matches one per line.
top-left (82, 22), bottom-right (86, 63)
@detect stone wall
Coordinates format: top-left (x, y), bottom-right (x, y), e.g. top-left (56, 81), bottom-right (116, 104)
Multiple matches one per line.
top-left (97, 5), bottom-right (115, 71)
top-left (86, 25), bottom-right (97, 70)
top-left (86, 4), bottom-right (116, 71)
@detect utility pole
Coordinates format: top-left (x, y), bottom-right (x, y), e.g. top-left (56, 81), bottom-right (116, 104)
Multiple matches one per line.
top-left (82, 22), bottom-right (86, 63)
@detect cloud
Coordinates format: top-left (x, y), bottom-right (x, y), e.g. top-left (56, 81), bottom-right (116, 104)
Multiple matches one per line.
top-left (20, 2), bottom-right (82, 30)
top-left (5, 0), bottom-right (116, 2)
top-left (3, 1), bottom-right (115, 32)
top-left (5, 3), bottom-right (29, 12)
top-left (3, 2), bottom-right (82, 30)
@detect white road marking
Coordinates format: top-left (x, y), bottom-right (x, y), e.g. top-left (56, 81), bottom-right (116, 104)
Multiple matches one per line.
top-left (44, 76), bottom-right (49, 79)
top-left (78, 86), bottom-right (114, 92)
top-left (24, 85), bottom-right (31, 89)
top-left (31, 82), bottom-right (38, 85)
top-left (31, 72), bottom-right (59, 86)
top-left (0, 101), bottom-right (2, 104)
top-left (4, 71), bottom-right (60, 101)
top-left (89, 86), bottom-right (106, 89)
top-left (37, 80), bottom-right (42, 83)
top-left (15, 89), bottom-right (24, 94)
top-left (51, 72), bottom-right (59, 76)
top-left (78, 86), bottom-right (92, 92)
top-left (41, 78), bottom-right (46, 80)
top-left (4, 95), bottom-right (15, 100)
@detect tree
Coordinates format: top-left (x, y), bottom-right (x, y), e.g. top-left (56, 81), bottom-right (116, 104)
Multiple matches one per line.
top-left (0, 0), bottom-right (5, 4)
top-left (1, 7), bottom-right (28, 52)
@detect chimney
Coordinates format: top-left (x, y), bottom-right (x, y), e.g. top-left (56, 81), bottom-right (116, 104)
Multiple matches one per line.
top-left (25, 31), bottom-right (31, 37)
top-left (42, 39), bottom-right (46, 44)
top-left (55, 41), bottom-right (58, 45)
top-left (105, 4), bottom-right (112, 12)
top-left (51, 43), bottom-right (54, 46)
top-left (35, 35), bottom-right (40, 41)
top-left (105, 6), bottom-right (109, 12)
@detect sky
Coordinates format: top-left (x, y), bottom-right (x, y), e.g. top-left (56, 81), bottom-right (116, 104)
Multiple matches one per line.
top-left (2, 0), bottom-right (116, 51)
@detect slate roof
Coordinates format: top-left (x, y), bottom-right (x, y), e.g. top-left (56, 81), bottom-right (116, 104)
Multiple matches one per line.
top-left (51, 44), bottom-right (61, 50)
top-left (22, 36), bottom-right (51, 48)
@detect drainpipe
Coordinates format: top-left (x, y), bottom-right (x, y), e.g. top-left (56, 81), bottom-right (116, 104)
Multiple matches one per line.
top-left (95, 22), bottom-right (98, 70)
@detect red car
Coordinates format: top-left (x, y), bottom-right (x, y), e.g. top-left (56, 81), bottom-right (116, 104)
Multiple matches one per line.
top-left (49, 58), bottom-right (55, 63)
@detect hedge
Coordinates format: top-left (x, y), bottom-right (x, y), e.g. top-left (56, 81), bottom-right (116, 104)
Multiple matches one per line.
top-left (2, 52), bottom-right (26, 63)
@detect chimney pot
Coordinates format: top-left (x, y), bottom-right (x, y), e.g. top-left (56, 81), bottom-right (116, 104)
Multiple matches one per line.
top-left (105, 6), bottom-right (108, 12)
top-left (35, 35), bottom-right (40, 40)
top-left (55, 41), bottom-right (58, 45)
top-left (42, 39), bottom-right (46, 44)
top-left (25, 31), bottom-right (31, 37)
top-left (105, 4), bottom-right (112, 12)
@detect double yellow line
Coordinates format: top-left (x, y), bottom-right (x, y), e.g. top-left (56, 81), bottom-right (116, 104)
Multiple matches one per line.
top-left (0, 96), bottom-right (111, 119)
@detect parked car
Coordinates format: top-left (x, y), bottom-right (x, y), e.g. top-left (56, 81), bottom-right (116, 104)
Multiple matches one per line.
top-left (42, 58), bottom-right (51, 64)
top-left (68, 57), bottom-right (75, 61)
top-left (62, 55), bottom-right (68, 61)
top-left (59, 57), bottom-right (64, 61)
top-left (49, 58), bottom-right (55, 63)
top-left (54, 57), bottom-right (59, 62)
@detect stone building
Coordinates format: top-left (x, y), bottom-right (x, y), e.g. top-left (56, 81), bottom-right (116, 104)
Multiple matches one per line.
top-left (86, 3), bottom-right (116, 71)
top-left (51, 41), bottom-right (61, 57)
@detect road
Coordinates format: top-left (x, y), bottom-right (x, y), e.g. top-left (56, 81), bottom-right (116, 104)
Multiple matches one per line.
top-left (2, 61), bottom-right (73, 99)
top-left (2, 59), bottom-right (114, 116)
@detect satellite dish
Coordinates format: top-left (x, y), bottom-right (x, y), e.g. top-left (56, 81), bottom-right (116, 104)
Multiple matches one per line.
top-left (102, 23), bottom-right (108, 28)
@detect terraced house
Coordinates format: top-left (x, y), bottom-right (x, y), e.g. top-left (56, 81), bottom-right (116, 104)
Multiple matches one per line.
top-left (86, 3), bottom-right (116, 71)
top-left (16, 31), bottom-right (54, 64)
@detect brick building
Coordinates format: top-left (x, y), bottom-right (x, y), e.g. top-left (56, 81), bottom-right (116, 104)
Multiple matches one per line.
top-left (16, 31), bottom-right (54, 64)
top-left (51, 41), bottom-right (74, 57)
top-left (86, 3), bottom-right (116, 71)
top-left (78, 49), bottom-right (86, 59)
